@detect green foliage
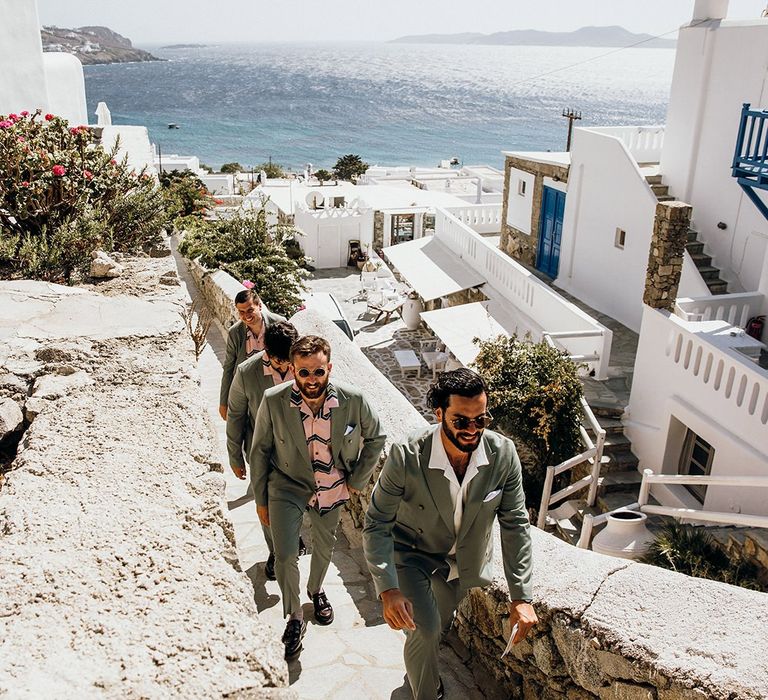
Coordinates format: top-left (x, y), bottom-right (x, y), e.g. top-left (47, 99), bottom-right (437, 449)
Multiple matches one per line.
top-left (159, 169), bottom-right (213, 224)
top-left (473, 335), bottom-right (584, 507)
top-left (0, 109), bottom-right (165, 282)
top-left (314, 169), bottom-right (333, 183)
top-left (199, 162), bottom-right (214, 173)
top-left (333, 154), bottom-right (368, 182)
top-left (220, 162), bottom-right (242, 174)
top-left (254, 161), bottom-right (285, 179)
top-left (641, 522), bottom-right (764, 591)
top-left (177, 210), bottom-right (307, 317)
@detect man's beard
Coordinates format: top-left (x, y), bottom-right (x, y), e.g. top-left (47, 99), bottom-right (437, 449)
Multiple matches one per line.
top-left (297, 374), bottom-right (329, 400)
top-left (441, 415), bottom-right (482, 454)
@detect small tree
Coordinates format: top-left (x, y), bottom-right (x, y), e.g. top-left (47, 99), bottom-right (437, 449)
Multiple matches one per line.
top-left (159, 170), bottom-right (213, 225)
top-left (473, 335), bottom-right (584, 509)
top-left (220, 162), bottom-right (242, 174)
top-left (333, 154), bottom-right (368, 182)
top-left (177, 210), bottom-right (307, 317)
top-left (254, 161), bottom-right (285, 179)
top-left (314, 169), bottom-right (333, 184)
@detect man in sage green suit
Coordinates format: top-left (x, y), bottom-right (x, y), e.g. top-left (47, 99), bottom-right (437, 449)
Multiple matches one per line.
top-left (226, 320), bottom-right (301, 579)
top-left (218, 287), bottom-right (286, 420)
top-left (250, 335), bottom-right (386, 659)
top-left (363, 369), bottom-right (536, 700)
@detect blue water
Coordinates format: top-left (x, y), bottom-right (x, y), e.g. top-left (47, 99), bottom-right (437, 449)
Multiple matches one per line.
top-left (82, 42), bottom-right (675, 171)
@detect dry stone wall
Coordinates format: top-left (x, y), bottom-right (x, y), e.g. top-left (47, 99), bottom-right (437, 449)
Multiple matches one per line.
top-left (189, 263), bottom-right (768, 700)
top-left (0, 259), bottom-right (295, 698)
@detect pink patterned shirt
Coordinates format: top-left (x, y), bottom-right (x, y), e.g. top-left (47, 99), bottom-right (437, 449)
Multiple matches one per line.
top-left (290, 383), bottom-right (350, 514)
top-left (262, 353), bottom-right (294, 386)
top-left (245, 323), bottom-right (266, 357)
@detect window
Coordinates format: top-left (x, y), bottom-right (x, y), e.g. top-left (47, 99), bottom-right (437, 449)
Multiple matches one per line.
top-left (518, 179), bottom-right (527, 196)
top-left (678, 430), bottom-right (715, 503)
top-left (614, 228), bottom-right (626, 249)
top-left (391, 214), bottom-right (415, 244)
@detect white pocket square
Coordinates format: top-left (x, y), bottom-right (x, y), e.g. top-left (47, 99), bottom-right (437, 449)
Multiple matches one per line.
top-left (483, 489), bottom-right (501, 503)
top-left (344, 424), bottom-right (356, 436)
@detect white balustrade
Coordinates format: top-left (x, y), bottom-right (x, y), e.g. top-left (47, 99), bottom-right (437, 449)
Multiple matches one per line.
top-left (584, 125), bottom-right (665, 163)
top-left (675, 292), bottom-right (765, 327)
top-left (444, 204), bottom-right (502, 233)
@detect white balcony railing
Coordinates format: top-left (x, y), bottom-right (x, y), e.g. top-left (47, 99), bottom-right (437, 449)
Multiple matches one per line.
top-left (584, 125), bottom-right (665, 163)
top-left (444, 204), bottom-right (502, 234)
top-left (675, 292), bottom-right (765, 327)
top-left (577, 470), bottom-right (768, 549)
top-left (433, 208), bottom-right (613, 379)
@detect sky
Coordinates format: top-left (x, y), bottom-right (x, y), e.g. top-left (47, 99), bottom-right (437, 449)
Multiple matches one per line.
top-left (36, 0), bottom-right (768, 44)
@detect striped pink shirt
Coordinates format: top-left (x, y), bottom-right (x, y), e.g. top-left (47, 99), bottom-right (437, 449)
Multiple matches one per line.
top-left (245, 323), bottom-right (266, 357)
top-left (262, 353), bottom-right (294, 385)
top-left (290, 383), bottom-right (349, 514)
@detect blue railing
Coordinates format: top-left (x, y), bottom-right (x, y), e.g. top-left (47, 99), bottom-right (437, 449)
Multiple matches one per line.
top-left (732, 103), bottom-right (768, 221)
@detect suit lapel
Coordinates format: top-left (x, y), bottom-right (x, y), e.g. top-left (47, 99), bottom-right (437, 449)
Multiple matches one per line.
top-left (421, 433), bottom-right (456, 536)
top-left (458, 436), bottom-right (498, 539)
top-left (281, 388), bottom-right (312, 469)
top-left (329, 384), bottom-right (347, 466)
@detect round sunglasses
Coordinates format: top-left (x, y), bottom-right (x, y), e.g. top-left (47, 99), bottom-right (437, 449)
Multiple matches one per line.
top-left (449, 413), bottom-right (493, 430)
top-left (297, 368), bottom-right (328, 378)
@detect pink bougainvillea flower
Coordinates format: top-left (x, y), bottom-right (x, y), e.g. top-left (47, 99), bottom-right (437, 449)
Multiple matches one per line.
top-left (17, 136), bottom-right (25, 142)
top-left (44, 113), bottom-right (54, 121)
top-left (21, 181), bottom-right (30, 187)
top-left (0, 120), bottom-right (12, 128)
top-left (52, 165), bottom-right (66, 176)
top-left (8, 113), bottom-right (18, 121)
top-left (69, 127), bottom-right (80, 135)
top-left (241, 280), bottom-right (255, 289)
top-left (110, 159), bottom-right (117, 165)
top-left (20, 110), bottom-right (29, 117)
top-left (83, 170), bottom-right (93, 180)
top-left (214, 199), bottom-right (224, 205)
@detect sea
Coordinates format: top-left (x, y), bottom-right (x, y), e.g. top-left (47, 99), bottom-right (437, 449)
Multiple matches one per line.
top-left (82, 42), bottom-right (676, 171)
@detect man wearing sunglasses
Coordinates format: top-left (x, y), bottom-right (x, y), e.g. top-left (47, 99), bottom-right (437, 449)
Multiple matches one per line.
top-left (226, 321), bottom-right (306, 580)
top-left (363, 368), bottom-right (536, 700)
top-left (250, 335), bottom-right (386, 659)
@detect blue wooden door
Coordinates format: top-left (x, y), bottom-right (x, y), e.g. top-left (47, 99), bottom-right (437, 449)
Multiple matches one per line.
top-left (536, 186), bottom-right (565, 278)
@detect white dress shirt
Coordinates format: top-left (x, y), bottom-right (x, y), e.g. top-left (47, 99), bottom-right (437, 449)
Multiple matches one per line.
top-left (428, 424), bottom-right (490, 580)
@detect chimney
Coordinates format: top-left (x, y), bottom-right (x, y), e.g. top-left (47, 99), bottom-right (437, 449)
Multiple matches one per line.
top-left (692, 0), bottom-right (729, 21)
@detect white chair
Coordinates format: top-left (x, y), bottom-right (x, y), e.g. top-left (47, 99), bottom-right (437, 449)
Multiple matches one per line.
top-left (419, 338), bottom-right (449, 378)
top-left (360, 271), bottom-right (378, 298)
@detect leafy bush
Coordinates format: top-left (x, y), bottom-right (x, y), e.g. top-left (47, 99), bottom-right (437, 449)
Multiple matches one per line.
top-left (177, 210), bottom-right (307, 317)
top-left (254, 161), bottom-right (285, 179)
top-left (159, 169), bottom-right (213, 223)
top-left (220, 162), bottom-right (242, 174)
top-left (314, 169), bottom-right (333, 183)
top-left (641, 522), bottom-right (764, 591)
top-left (0, 109), bottom-right (165, 281)
top-left (333, 154), bottom-right (368, 182)
top-left (473, 335), bottom-right (584, 508)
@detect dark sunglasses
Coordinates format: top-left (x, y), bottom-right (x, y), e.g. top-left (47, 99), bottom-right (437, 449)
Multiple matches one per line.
top-left (450, 414), bottom-right (493, 430)
top-left (297, 368), bottom-right (327, 378)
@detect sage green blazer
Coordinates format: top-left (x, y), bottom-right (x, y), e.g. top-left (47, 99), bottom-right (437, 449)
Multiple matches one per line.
top-left (362, 427), bottom-right (533, 602)
top-left (226, 351), bottom-right (291, 470)
top-left (218, 309), bottom-right (286, 407)
top-left (249, 380), bottom-right (386, 509)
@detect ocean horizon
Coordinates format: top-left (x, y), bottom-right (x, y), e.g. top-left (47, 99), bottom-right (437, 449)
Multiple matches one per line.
top-left (82, 41), bottom-right (676, 171)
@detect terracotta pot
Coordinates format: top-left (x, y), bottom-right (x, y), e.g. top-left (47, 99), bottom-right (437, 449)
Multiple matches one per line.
top-left (591, 510), bottom-right (653, 560)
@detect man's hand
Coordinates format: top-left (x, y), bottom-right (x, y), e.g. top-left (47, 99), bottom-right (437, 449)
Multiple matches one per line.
top-left (231, 464), bottom-right (246, 480)
top-left (380, 588), bottom-right (416, 631)
top-left (219, 404), bottom-right (227, 421)
top-left (257, 504), bottom-right (270, 527)
top-left (507, 600), bottom-right (538, 644)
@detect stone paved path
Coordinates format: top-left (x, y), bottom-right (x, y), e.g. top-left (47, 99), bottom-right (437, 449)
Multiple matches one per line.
top-left (174, 255), bottom-right (485, 699)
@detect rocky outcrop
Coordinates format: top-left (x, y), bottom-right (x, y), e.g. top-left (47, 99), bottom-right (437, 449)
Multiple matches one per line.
top-left (41, 25), bottom-right (162, 65)
top-left (0, 260), bottom-right (294, 697)
top-left (90, 250), bottom-right (124, 279)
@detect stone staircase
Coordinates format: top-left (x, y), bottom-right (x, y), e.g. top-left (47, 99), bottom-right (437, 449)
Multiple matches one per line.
top-left (644, 170), bottom-right (729, 295)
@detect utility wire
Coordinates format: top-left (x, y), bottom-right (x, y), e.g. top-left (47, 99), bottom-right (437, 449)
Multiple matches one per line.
top-left (506, 19), bottom-right (710, 90)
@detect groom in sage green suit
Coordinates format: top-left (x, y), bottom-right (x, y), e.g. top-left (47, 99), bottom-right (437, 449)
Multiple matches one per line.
top-left (250, 335), bottom-right (386, 659)
top-left (363, 369), bottom-right (537, 700)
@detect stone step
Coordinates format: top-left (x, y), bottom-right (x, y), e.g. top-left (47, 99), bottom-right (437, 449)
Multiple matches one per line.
top-left (708, 279), bottom-right (729, 294)
top-left (585, 415), bottom-right (624, 436)
top-left (589, 403), bottom-right (624, 420)
top-left (592, 450), bottom-right (640, 474)
top-left (600, 433), bottom-right (633, 454)
top-left (656, 194), bottom-right (676, 202)
top-left (687, 229), bottom-right (700, 242)
top-left (690, 252), bottom-right (713, 268)
top-left (685, 241), bottom-right (705, 255)
top-left (597, 490), bottom-right (642, 513)
top-left (650, 183), bottom-right (669, 196)
top-left (697, 265), bottom-right (723, 281)
top-left (644, 174), bottom-right (663, 185)
top-left (597, 469), bottom-right (643, 496)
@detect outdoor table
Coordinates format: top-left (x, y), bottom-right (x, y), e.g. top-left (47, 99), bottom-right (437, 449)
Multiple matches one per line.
top-left (394, 349), bottom-right (421, 378)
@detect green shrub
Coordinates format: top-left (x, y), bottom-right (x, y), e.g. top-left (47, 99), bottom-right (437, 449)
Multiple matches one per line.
top-left (641, 522), bottom-right (764, 592)
top-left (220, 162), bottom-right (242, 174)
top-left (314, 169), bottom-right (333, 183)
top-left (0, 109), bottom-right (165, 282)
top-left (333, 154), bottom-right (368, 182)
top-left (254, 161), bottom-right (285, 179)
top-left (159, 169), bottom-right (213, 223)
top-left (178, 210), bottom-right (307, 317)
top-left (473, 335), bottom-right (584, 508)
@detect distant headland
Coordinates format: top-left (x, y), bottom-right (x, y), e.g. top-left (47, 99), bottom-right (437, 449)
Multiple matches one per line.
top-left (161, 43), bottom-right (208, 49)
top-left (41, 25), bottom-right (163, 65)
top-left (391, 25), bottom-right (676, 49)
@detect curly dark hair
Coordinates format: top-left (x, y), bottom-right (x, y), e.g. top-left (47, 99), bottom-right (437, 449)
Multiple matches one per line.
top-left (234, 288), bottom-right (261, 305)
top-left (264, 321), bottom-right (299, 362)
top-left (290, 335), bottom-right (332, 362)
top-left (426, 368), bottom-right (487, 411)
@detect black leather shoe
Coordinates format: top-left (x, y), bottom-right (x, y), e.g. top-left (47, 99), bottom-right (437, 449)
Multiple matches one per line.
top-left (282, 619), bottom-right (307, 659)
top-left (264, 553), bottom-right (276, 581)
top-left (308, 589), bottom-right (334, 625)
top-left (437, 677), bottom-right (444, 700)
top-left (298, 536), bottom-right (307, 556)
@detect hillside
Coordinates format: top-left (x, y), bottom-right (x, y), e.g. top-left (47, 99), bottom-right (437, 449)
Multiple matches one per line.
top-left (391, 25), bottom-right (676, 49)
top-left (41, 25), bottom-right (162, 65)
